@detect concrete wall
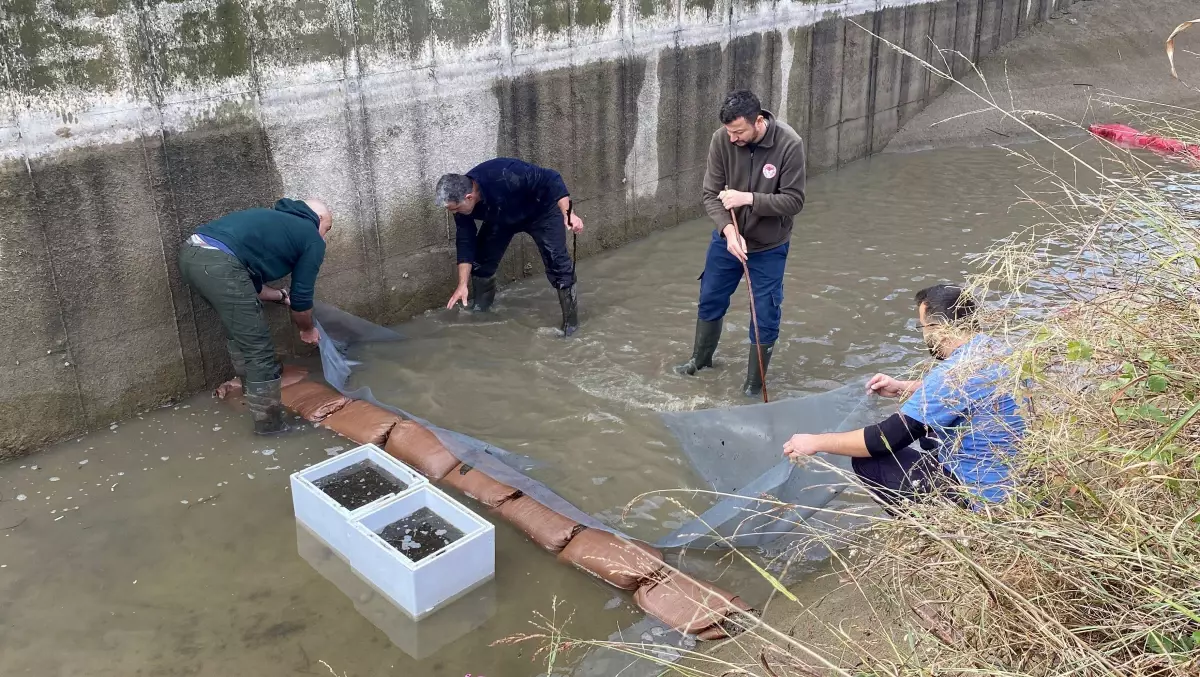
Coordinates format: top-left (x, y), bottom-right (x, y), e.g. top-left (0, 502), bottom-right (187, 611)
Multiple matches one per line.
top-left (0, 0), bottom-right (1072, 457)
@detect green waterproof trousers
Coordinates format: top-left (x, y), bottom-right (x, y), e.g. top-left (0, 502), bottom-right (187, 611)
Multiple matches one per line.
top-left (178, 244), bottom-right (281, 383)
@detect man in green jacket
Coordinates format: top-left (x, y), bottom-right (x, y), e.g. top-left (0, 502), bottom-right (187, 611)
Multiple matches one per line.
top-left (178, 198), bottom-right (333, 434)
top-left (676, 90), bottom-right (807, 396)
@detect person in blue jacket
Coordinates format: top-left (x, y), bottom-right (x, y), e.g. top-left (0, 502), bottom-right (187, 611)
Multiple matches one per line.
top-left (781, 284), bottom-right (1026, 508)
top-left (178, 198), bottom-right (333, 435)
top-left (434, 158), bottom-right (585, 336)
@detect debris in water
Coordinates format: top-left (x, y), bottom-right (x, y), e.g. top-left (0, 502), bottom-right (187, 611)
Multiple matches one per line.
top-left (54, 516), bottom-right (63, 522)
top-left (604, 597), bottom-right (622, 610)
top-left (325, 446), bottom-right (344, 456)
top-left (49, 477), bottom-right (60, 482)
top-left (161, 457), bottom-right (169, 461)
top-left (591, 477), bottom-right (609, 485)
top-left (15, 495), bottom-right (26, 501)
top-left (212, 426), bottom-right (221, 432)
top-left (246, 474), bottom-right (256, 480)
top-left (78, 459), bottom-right (88, 466)
top-left (265, 466), bottom-right (281, 471)
top-left (261, 449), bottom-right (275, 456)
top-left (180, 500), bottom-right (189, 505)
top-left (110, 484), bottom-right (117, 492)
top-left (30, 465), bottom-right (39, 471)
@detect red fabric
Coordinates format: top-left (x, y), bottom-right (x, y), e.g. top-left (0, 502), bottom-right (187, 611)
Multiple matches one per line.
top-left (1088, 123), bottom-right (1200, 164)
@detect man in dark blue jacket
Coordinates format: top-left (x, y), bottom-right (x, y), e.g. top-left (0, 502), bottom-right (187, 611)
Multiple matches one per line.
top-left (434, 158), bottom-right (585, 336)
top-left (178, 198), bottom-right (333, 434)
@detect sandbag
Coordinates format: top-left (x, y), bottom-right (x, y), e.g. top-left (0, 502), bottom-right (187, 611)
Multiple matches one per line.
top-left (442, 464), bottom-right (520, 508)
top-left (320, 400), bottom-right (401, 445)
top-left (633, 571), bottom-right (750, 637)
top-left (281, 380), bottom-right (351, 421)
top-left (217, 365), bottom-right (308, 400)
top-left (384, 420), bottom-right (461, 480)
top-left (696, 596), bottom-right (755, 640)
top-left (557, 528), bottom-right (666, 590)
top-left (493, 495), bottom-right (584, 553)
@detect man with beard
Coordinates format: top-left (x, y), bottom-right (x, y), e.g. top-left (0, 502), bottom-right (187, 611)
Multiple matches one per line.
top-left (781, 284), bottom-right (1026, 508)
top-left (675, 89), bottom-right (806, 396)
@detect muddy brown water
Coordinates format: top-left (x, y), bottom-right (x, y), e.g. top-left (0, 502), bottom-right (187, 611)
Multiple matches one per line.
top-left (0, 146), bottom-right (1056, 676)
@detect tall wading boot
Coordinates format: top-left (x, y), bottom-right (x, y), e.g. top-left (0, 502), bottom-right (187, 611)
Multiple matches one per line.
top-left (470, 276), bottom-right (497, 312)
top-left (675, 319), bottom-right (723, 375)
top-left (742, 342), bottom-right (775, 397)
top-left (557, 285), bottom-right (579, 337)
top-left (245, 378), bottom-right (288, 435)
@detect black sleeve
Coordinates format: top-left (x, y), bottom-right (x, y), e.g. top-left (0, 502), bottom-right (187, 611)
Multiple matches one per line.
top-left (864, 413), bottom-right (931, 458)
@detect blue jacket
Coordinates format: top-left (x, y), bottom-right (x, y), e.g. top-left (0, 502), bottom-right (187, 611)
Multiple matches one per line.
top-left (455, 158), bottom-right (570, 264)
top-left (195, 199), bottom-right (326, 311)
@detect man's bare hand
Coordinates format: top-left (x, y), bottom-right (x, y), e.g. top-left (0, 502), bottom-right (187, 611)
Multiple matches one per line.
top-left (782, 433), bottom-right (821, 461)
top-left (721, 224), bottom-right (748, 263)
top-left (299, 327), bottom-right (319, 345)
top-left (446, 285), bottom-right (470, 309)
top-left (565, 211), bottom-right (584, 234)
top-left (719, 189), bottom-right (753, 210)
top-left (867, 373), bottom-right (907, 398)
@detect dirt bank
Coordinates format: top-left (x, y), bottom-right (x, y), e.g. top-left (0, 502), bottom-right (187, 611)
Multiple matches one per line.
top-left (886, 0), bottom-right (1200, 151)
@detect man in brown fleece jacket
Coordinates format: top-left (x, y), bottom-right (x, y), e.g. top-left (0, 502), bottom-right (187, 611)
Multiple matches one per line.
top-left (676, 90), bottom-right (807, 396)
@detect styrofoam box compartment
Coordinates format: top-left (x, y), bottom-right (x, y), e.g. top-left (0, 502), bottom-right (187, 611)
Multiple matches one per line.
top-left (290, 443), bottom-right (427, 557)
top-left (349, 484), bottom-right (496, 619)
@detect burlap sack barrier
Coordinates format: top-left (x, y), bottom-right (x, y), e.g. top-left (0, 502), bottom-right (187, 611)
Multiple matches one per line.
top-left (383, 420), bottom-right (461, 480)
top-left (493, 495), bottom-right (585, 553)
top-left (557, 528), bottom-right (666, 590)
top-left (320, 400), bottom-right (402, 444)
top-left (281, 380), bottom-right (351, 421)
top-left (442, 464), bottom-right (521, 508)
top-left (217, 365), bottom-right (309, 400)
top-left (696, 598), bottom-right (755, 641)
top-left (633, 571), bottom-right (751, 638)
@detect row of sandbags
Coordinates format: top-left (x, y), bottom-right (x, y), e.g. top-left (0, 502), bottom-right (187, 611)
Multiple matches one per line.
top-left (279, 378), bottom-right (756, 640)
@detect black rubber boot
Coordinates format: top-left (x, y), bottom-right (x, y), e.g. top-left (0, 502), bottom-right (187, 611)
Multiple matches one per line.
top-left (675, 319), bottom-right (723, 375)
top-left (470, 276), bottom-right (497, 312)
top-left (557, 285), bottom-right (579, 337)
top-left (245, 377), bottom-right (288, 435)
top-left (743, 342), bottom-right (775, 397)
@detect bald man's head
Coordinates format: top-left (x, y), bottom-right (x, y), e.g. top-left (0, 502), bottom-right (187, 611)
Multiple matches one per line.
top-left (305, 199), bottom-right (333, 239)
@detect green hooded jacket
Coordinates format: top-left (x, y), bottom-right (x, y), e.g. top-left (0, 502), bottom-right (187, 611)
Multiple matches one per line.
top-left (194, 199), bottom-right (326, 312)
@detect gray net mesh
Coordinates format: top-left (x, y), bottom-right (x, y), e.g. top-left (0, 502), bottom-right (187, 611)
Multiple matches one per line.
top-left (656, 382), bottom-right (882, 549)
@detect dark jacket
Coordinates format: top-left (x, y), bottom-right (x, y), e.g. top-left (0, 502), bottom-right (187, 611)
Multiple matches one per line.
top-left (702, 110), bottom-right (806, 252)
top-left (455, 157), bottom-right (570, 264)
top-left (194, 199), bottom-right (326, 312)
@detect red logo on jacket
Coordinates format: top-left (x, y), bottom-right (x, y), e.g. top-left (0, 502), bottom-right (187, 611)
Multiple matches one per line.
top-left (762, 163), bottom-right (777, 179)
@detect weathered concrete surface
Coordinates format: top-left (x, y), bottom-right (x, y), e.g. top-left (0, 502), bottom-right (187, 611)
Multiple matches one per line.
top-left (888, 0), bottom-right (1200, 151)
top-left (0, 0), bottom-right (1067, 456)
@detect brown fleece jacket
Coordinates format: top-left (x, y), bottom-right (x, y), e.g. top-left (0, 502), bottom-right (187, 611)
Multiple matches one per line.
top-left (701, 110), bottom-right (806, 252)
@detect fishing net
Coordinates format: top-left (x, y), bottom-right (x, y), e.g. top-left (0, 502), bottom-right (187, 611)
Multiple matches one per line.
top-left (656, 383), bottom-right (883, 549)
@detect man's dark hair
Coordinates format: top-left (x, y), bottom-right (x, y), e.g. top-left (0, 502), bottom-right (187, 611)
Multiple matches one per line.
top-left (434, 174), bottom-right (474, 206)
top-left (719, 90), bottom-right (762, 125)
top-left (915, 284), bottom-right (977, 326)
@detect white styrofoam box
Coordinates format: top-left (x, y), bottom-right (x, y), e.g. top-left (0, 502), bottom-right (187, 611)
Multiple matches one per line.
top-left (295, 522), bottom-right (497, 660)
top-left (290, 443), bottom-right (427, 557)
top-left (349, 484), bottom-right (496, 619)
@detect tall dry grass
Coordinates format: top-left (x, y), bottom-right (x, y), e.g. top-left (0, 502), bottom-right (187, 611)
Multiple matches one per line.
top-left (516, 19), bottom-right (1200, 677)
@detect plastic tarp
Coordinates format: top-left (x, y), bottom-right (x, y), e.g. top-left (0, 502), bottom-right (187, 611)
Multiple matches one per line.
top-left (311, 302), bottom-right (619, 535)
top-left (656, 382), bottom-right (882, 549)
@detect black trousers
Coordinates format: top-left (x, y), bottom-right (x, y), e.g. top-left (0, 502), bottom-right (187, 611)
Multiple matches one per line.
top-left (471, 207), bottom-right (575, 289)
top-left (851, 443), bottom-right (962, 509)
